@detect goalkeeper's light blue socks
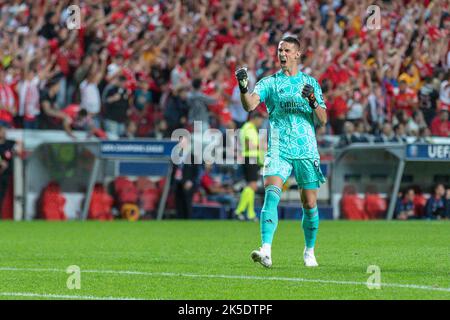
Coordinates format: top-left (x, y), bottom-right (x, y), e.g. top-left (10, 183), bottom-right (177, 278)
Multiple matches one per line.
top-left (302, 206), bottom-right (319, 249)
top-left (260, 185), bottom-right (281, 252)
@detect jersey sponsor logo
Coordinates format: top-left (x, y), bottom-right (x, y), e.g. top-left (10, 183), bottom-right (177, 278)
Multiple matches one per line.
top-left (280, 101), bottom-right (309, 114)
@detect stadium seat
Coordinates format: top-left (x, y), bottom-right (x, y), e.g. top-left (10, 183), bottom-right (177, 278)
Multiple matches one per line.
top-left (364, 193), bottom-right (387, 219)
top-left (341, 195), bottom-right (367, 220)
top-left (39, 182), bottom-right (67, 220)
top-left (114, 176), bottom-right (134, 193)
top-left (140, 188), bottom-right (160, 213)
top-left (88, 184), bottom-right (113, 221)
top-left (341, 185), bottom-right (367, 220)
top-left (114, 177), bottom-right (139, 205)
top-left (135, 177), bottom-right (155, 193)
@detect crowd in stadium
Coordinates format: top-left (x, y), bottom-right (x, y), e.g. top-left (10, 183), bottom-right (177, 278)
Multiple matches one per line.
top-left (0, 0), bottom-right (448, 141)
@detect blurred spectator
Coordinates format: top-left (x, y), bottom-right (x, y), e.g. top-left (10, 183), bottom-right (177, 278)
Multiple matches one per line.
top-left (80, 50), bottom-right (107, 128)
top-left (17, 61), bottom-right (47, 129)
top-left (174, 151), bottom-right (201, 219)
top-left (425, 184), bottom-right (447, 219)
top-left (328, 85), bottom-right (348, 135)
top-left (149, 119), bottom-right (170, 139)
top-left (316, 126), bottom-right (333, 148)
top-left (120, 120), bottom-right (137, 139)
top-left (187, 78), bottom-right (216, 133)
top-left (367, 83), bottom-right (386, 130)
top-left (430, 109), bottom-right (450, 137)
top-left (346, 90), bottom-right (365, 123)
top-left (133, 74), bottom-right (153, 115)
top-left (0, 68), bottom-right (16, 128)
top-left (337, 121), bottom-right (354, 148)
top-left (438, 72), bottom-right (450, 113)
top-left (352, 121), bottom-right (370, 143)
top-left (418, 76), bottom-right (440, 126)
top-left (406, 111), bottom-right (427, 136)
top-left (200, 162), bottom-right (237, 214)
top-left (399, 64), bottom-right (421, 92)
top-left (38, 11), bottom-right (60, 40)
top-left (39, 73), bottom-right (70, 129)
top-left (102, 75), bottom-right (130, 136)
top-left (390, 123), bottom-right (408, 143)
top-left (415, 127), bottom-right (433, 143)
top-left (374, 123), bottom-right (394, 143)
top-left (395, 188), bottom-right (417, 220)
top-left (393, 80), bottom-right (418, 117)
top-left (62, 105), bottom-right (98, 139)
top-left (170, 57), bottom-right (189, 89)
top-left (164, 84), bottom-right (189, 134)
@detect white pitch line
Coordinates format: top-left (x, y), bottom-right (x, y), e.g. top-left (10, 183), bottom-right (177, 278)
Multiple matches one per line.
top-left (0, 292), bottom-right (141, 300)
top-left (0, 267), bottom-right (449, 293)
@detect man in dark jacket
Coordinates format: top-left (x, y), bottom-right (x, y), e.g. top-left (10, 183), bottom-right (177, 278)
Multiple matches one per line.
top-left (102, 75), bottom-right (130, 136)
top-left (174, 150), bottom-right (201, 219)
top-left (164, 85), bottom-right (190, 135)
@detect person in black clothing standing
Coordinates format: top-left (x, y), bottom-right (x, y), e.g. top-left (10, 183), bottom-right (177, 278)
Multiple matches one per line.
top-left (0, 125), bottom-right (16, 215)
top-left (102, 75), bottom-right (130, 136)
top-left (164, 84), bottom-right (189, 135)
top-left (39, 74), bottom-right (69, 129)
top-left (173, 144), bottom-right (201, 219)
top-left (418, 76), bottom-right (440, 126)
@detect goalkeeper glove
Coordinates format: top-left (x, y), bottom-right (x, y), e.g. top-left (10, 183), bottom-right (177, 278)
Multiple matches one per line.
top-left (235, 67), bottom-right (249, 94)
top-left (302, 84), bottom-right (319, 109)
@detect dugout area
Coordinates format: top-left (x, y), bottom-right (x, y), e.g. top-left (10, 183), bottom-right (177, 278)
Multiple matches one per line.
top-left (10, 139), bottom-right (450, 221)
top-left (16, 140), bottom-right (176, 221)
top-left (332, 143), bottom-right (450, 220)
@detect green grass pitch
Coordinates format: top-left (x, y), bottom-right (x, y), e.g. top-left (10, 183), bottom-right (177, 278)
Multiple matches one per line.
top-left (0, 220), bottom-right (448, 300)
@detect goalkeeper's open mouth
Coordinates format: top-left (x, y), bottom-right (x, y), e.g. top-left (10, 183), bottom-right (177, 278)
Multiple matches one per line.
top-left (279, 57), bottom-right (287, 66)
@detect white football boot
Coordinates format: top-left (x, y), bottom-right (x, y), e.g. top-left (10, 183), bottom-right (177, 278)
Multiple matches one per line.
top-left (251, 248), bottom-right (272, 268)
top-left (303, 248), bottom-right (319, 267)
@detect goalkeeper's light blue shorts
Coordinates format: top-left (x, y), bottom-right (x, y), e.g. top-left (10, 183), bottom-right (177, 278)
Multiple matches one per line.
top-left (262, 154), bottom-right (326, 189)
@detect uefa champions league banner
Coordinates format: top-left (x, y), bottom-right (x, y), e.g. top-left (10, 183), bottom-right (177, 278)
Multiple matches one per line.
top-left (100, 140), bottom-right (177, 158)
top-left (406, 144), bottom-right (450, 160)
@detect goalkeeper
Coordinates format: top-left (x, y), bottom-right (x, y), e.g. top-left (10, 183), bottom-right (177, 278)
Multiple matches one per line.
top-left (235, 35), bottom-right (327, 268)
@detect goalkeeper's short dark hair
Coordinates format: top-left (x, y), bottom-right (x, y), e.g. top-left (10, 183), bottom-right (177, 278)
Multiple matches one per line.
top-left (280, 35), bottom-right (301, 50)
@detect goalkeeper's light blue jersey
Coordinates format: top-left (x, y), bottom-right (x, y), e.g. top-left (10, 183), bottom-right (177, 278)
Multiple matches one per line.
top-left (254, 70), bottom-right (326, 160)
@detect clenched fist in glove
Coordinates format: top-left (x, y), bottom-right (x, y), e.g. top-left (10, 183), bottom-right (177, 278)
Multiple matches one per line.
top-left (302, 84), bottom-right (319, 109)
top-left (235, 67), bottom-right (249, 94)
